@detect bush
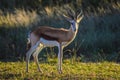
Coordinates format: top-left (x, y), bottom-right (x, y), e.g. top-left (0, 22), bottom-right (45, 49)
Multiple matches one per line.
top-left (0, 4), bottom-right (120, 62)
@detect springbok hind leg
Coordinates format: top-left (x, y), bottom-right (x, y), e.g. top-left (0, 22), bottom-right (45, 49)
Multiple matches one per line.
top-left (26, 41), bottom-right (40, 72)
top-left (26, 47), bottom-right (35, 72)
top-left (33, 44), bottom-right (44, 73)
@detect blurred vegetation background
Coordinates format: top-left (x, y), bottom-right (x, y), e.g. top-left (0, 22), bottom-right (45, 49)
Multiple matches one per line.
top-left (0, 0), bottom-right (120, 62)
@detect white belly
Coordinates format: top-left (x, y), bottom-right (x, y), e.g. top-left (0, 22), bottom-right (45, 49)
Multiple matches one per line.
top-left (40, 38), bottom-right (59, 47)
top-left (39, 38), bottom-right (72, 48)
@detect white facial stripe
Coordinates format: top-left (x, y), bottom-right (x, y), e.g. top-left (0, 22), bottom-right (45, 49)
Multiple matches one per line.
top-left (70, 20), bottom-right (76, 31)
top-left (72, 23), bottom-right (76, 31)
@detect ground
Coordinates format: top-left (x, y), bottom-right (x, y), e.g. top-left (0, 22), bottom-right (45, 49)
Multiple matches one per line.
top-left (0, 59), bottom-right (120, 80)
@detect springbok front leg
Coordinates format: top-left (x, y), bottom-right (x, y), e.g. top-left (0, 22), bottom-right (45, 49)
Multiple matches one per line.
top-left (26, 41), bottom-right (40, 72)
top-left (58, 43), bottom-right (63, 74)
top-left (32, 44), bottom-right (44, 73)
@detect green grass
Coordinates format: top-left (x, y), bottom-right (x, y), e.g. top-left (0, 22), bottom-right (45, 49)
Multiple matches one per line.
top-left (0, 59), bottom-right (120, 80)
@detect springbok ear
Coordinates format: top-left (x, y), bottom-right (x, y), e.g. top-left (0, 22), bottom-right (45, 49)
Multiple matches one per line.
top-left (76, 10), bottom-right (84, 23)
top-left (63, 14), bottom-right (73, 22)
top-left (77, 15), bottom-right (84, 23)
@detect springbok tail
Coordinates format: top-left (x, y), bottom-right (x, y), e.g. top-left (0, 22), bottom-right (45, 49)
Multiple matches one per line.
top-left (26, 31), bottom-right (31, 50)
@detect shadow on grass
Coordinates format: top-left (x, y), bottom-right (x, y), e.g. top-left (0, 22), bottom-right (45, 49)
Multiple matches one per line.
top-left (0, 73), bottom-right (21, 79)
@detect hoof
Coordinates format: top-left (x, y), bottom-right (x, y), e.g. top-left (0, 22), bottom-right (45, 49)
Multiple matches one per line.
top-left (59, 70), bottom-right (63, 74)
top-left (38, 69), bottom-right (43, 73)
top-left (26, 70), bottom-right (29, 73)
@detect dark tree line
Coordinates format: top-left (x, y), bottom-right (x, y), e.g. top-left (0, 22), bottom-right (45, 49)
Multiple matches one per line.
top-left (0, 0), bottom-right (119, 11)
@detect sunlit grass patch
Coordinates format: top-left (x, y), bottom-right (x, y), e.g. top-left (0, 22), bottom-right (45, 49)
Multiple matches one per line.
top-left (0, 60), bottom-right (120, 80)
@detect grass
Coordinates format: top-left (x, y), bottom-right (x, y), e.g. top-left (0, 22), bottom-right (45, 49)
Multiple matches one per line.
top-left (0, 59), bottom-right (120, 80)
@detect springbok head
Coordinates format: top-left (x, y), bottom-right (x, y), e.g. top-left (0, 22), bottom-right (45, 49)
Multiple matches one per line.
top-left (63, 8), bottom-right (84, 31)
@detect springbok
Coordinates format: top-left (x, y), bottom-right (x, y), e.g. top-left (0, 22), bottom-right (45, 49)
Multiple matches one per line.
top-left (26, 9), bottom-right (83, 73)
